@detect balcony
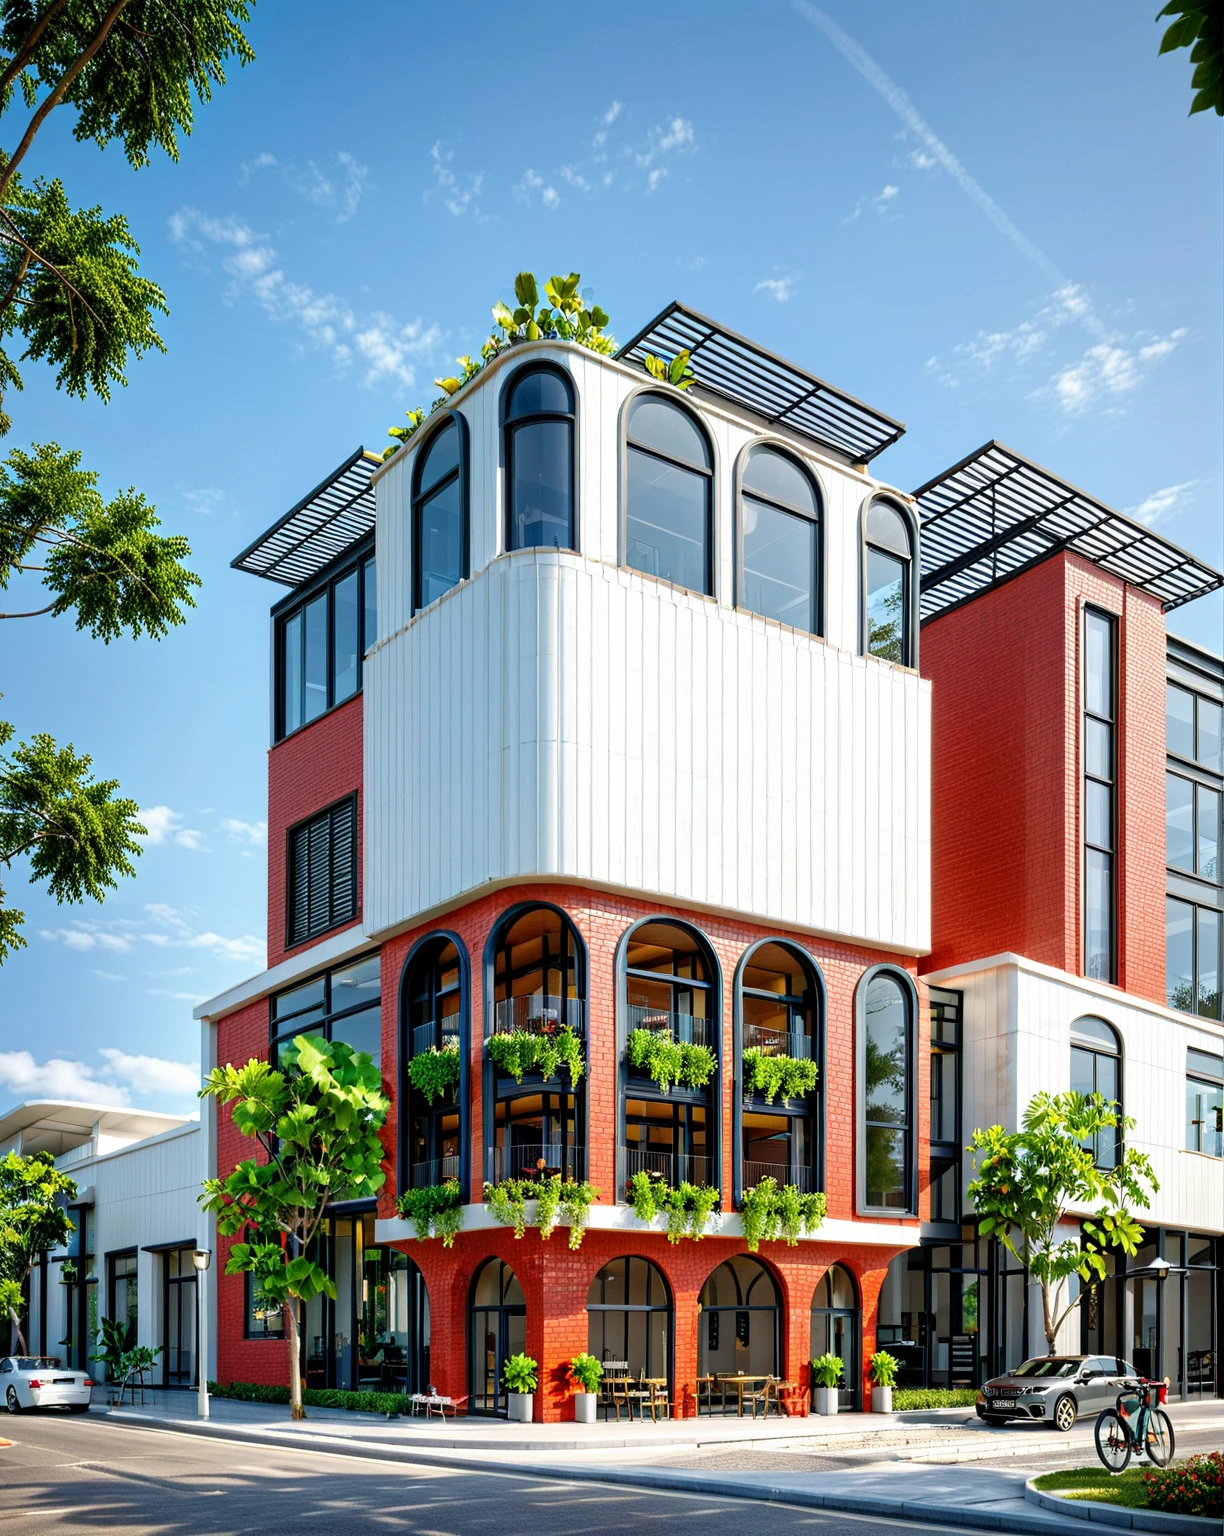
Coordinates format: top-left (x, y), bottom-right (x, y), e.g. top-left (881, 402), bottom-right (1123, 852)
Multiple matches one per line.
top-left (411, 1021), bottom-right (460, 1058)
top-left (492, 995), bottom-right (585, 1037)
top-left (490, 1143), bottom-right (586, 1184)
top-left (742, 1022), bottom-right (812, 1059)
top-left (625, 1004), bottom-right (711, 1048)
top-left (623, 1146), bottom-right (713, 1188)
top-left (408, 1155), bottom-right (461, 1190)
top-left (741, 1160), bottom-right (815, 1193)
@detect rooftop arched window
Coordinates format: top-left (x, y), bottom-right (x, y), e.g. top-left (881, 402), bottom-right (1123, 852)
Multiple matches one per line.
top-left (504, 364), bottom-right (575, 552)
top-left (739, 447), bottom-right (822, 633)
top-left (863, 499), bottom-right (915, 666)
top-left (412, 415), bottom-right (467, 614)
top-left (625, 393), bottom-right (713, 594)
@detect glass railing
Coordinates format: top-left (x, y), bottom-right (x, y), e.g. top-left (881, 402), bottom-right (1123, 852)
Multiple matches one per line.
top-left (742, 1022), bottom-right (811, 1058)
top-left (625, 1004), bottom-right (711, 1047)
top-left (408, 1155), bottom-right (461, 1190)
top-left (490, 1143), bottom-right (586, 1183)
top-left (492, 995), bottom-right (585, 1037)
top-left (623, 1146), bottom-right (713, 1187)
top-left (411, 1020), bottom-right (460, 1058)
top-left (741, 1160), bottom-right (814, 1193)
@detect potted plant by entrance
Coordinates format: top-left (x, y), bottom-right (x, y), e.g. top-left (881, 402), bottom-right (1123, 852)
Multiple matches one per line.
top-left (568, 1352), bottom-right (603, 1424)
top-left (503, 1352), bottom-right (538, 1423)
top-left (812, 1353), bottom-right (844, 1415)
top-left (869, 1350), bottom-right (898, 1413)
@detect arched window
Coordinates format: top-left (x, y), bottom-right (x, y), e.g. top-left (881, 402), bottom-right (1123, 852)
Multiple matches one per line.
top-left (738, 447), bottom-right (822, 633)
top-left (811, 1265), bottom-right (860, 1410)
top-left (365, 1247), bottom-right (430, 1395)
top-left (487, 904), bottom-right (586, 1183)
top-left (400, 936), bottom-right (465, 1191)
top-left (625, 393), bottom-right (713, 594)
top-left (1070, 1016), bottom-right (1122, 1169)
top-left (412, 415), bottom-right (466, 614)
top-left (863, 499), bottom-right (914, 666)
top-left (587, 1257), bottom-right (672, 1385)
top-left (736, 941), bottom-right (822, 1200)
top-left (698, 1256), bottom-right (780, 1380)
top-left (859, 969), bottom-right (914, 1213)
top-left (622, 920), bottom-right (719, 1194)
top-left (504, 364), bottom-right (575, 552)
top-left (469, 1258), bottom-right (527, 1416)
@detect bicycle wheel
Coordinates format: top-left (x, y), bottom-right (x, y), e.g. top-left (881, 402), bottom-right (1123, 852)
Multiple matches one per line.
top-left (1144, 1409), bottom-right (1175, 1467)
top-left (1095, 1409), bottom-right (1132, 1472)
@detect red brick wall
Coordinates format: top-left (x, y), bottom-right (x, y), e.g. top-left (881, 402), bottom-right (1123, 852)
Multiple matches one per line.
top-left (266, 694), bottom-right (363, 969)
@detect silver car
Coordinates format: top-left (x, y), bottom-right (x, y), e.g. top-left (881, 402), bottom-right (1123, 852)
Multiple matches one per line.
top-left (976, 1354), bottom-right (1137, 1431)
top-left (0, 1355), bottom-right (93, 1414)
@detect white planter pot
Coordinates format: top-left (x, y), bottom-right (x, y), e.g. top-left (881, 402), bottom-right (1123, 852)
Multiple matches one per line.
top-left (872, 1385), bottom-right (893, 1414)
top-left (574, 1391), bottom-right (597, 1424)
top-left (814, 1386), bottom-right (839, 1416)
top-left (506, 1392), bottom-right (533, 1423)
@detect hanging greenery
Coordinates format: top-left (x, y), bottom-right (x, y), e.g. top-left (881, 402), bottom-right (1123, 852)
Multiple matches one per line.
top-left (626, 1028), bottom-right (715, 1093)
top-left (406, 1045), bottom-right (460, 1105)
top-left (737, 1176), bottom-right (827, 1252)
top-left (487, 1025), bottom-right (584, 1087)
top-left (396, 1179), bottom-right (465, 1247)
top-left (484, 1174), bottom-right (598, 1251)
top-left (626, 1169), bottom-right (721, 1243)
top-left (742, 1048), bottom-right (818, 1105)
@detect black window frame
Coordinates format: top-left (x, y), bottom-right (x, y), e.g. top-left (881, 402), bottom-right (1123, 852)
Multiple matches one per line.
top-left (1185, 1048), bottom-right (1223, 1158)
top-left (861, 497), bottom-right (917, 668)
top-left (1166, 894), bottom-right (1222, 1020)
top-left (622, 388), bottom-right (715, 598)
top-left (856, 965), bottom-right (917, 1217)
top-left (398, 930), bottom-right (470, 1196)
top-left (503, 361), bottom-right (577, 554)
top-left (1083, 605), bottom-right (1117, 984)
top-left (269, 948), bottom-right (381, 1066)
top-left (735, 443), bottom-right (823, 635)
top-left (411, 412), bottom-right (469, 616)
top-left (1069, 1016), bottom-right (1123, 1169)
top-left (1167, 680), bottom-right (1224, 774)
top-left (927, 986), bottom-right (962, 1225)
top-left (273, 539), bottom-right (376, 744)
top-left (285, 793), bottom-right (358, 950)
top-left (1166, 768), bottom-right (1221, 882)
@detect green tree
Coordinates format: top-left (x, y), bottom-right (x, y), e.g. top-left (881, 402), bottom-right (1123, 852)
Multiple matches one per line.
top-left (968, 1091), bottom-right (1159, 1356)
top-left (1157, 2), bottom-right (1223, 117)
top-left (0, 1149), bottom-right (77, 1351)
top-left (200, 1035), bottom-right (389, 1420)
top-left (0, 3), bottom-right (254, 959)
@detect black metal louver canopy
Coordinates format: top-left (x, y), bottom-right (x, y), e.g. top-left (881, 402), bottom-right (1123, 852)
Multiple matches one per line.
top-left (916, 440), bottom-right (1223, 621)
top-left (232, 448), bottom-right (380, 586)
top-left (616, 302), bottom-right (906, 465)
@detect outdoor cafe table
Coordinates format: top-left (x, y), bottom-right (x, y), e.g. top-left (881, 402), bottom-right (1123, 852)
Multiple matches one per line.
top-left (629, 1377), bottom-right (670, 1420)
top-left (716, 1373), bottom-right (769, 1417)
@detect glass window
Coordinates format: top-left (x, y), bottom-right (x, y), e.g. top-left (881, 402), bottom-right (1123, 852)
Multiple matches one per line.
top-left (862, 972), bottom-right (911, 1210)
top-left (1167, 898), bottom-right (1222, 1019)
top-left (363, 556), bottom-right (377, 652)
top-left (283, 610), bottom-right (303, 735)
top-left (1168, 684), bottom-right (1196, 760)
top-left (739, 449), bottom-right (821, 633)
top-left (739, 941), bottom-right (821, 1197)
top-left (505, 366), bottom-right (574, 552)
top-left (625, 394), bottom-right (713, 594)
top-left (1198, 784), bottom-right (1219, 881)
top-left (402, 936), bottom-right (465, 1190)
top-left (271, 954), bottom-right (381, 1069)
top-left (1200, 698), bottom-right (1223, 772)
top-left (1083, 609), bottom-right (1116, 982)
top-left (332, 568), bottom-right (359, 704)
top-left (1185, 1049), bottom-right (1223, 1158)
top-left (1069, 1018), bottom-right (1121, 1168)
top-left (412, 418), bottom-right (465, 613)
top-left (1167, 773), bottom-right (1195, 870)
top-left (277, 553), bottom-right (376, 740)
top-left (864, 501), bottom-right (912, 666)
top-left (1198, 907), bottom-right (1221, 1018)
top-left (303, 593), bottom-right (328, 723)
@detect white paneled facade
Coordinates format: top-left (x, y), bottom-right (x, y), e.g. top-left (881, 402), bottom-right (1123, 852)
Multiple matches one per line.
top-left (366, 342), bottom-right (930, 951)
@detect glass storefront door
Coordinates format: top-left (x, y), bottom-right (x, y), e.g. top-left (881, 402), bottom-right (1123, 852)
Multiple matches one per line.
top-left (469, 1259), bottom-right (527, 1415)
top-left (162, 1248), bottom-right (197, 1387)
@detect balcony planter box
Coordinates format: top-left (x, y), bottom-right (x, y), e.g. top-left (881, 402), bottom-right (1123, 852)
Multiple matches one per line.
top-left (814, 1387), bottom-right (839, 1416)
top-left (507, 1391), bottom-right (533, 1423)
top-left (872, 1386), bottom-right (892, 1414)
top-left (574, 1391), bottom-right (597, 1424)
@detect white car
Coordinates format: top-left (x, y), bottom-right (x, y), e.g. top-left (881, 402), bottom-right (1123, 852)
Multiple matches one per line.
top-left (0, 1356), bottom-right (93, 1414)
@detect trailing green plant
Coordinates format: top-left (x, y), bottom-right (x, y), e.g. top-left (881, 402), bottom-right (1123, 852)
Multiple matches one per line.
top-left (742, 1048), bottom-right (818, 1104)
top-left (869, 1350), bottom-right (899, 1388)
top-left (891, 1387), bottom-right (977, 1410)
top-left (568, 1352), bottom-right (604, 1394)
top-left (811, 1353), bottom-right (844, 1388)
top-left (502, 1352), bottom-right (538, 1394)
top-left (643, 348), bottom-right (695, 390)
top-left (737, 1176), bottom-right (826, 1251)
top-left (626, 1028), bottom-right (715, 1092)
top-left (487, 1026), bottom-right (584, 1088)
top-left (396, 1179), bottom-right (465, 1246)
top-left (627, 1170), bottom-right (721, 1243)
top-left (208, 1380), bottom-right (414, 1416)
top-left (484, 1175), bottom-right (598, 1250)
top-left (406, 1045), bottom-right (460, 1105)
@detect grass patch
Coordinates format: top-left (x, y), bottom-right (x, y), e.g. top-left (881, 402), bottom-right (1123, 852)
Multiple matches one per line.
top-left (893, 1387), bottom-right (979, 1410)
top-left (1033, 1468), bottom-right (1151, 1511)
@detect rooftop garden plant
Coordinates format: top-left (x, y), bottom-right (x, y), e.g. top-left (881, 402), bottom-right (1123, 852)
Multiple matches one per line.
top-left (487, 1025), bottom-right (584, 1087)
top-left (484, 1173), bottom-right (598, 1250)
top-left (737, 1176), bottom-right (826, 1250)
top-left (397, 1178), bottom-right (465, 1247)
top-left (626, 1028), bottom-right (715, 1093)
top-left (742, 1048), bottom-right (818, 1104)
top-left (406, 1044), bottom-right (460, 1105)
top-left (627, 1168), bottom-right (720, 1243)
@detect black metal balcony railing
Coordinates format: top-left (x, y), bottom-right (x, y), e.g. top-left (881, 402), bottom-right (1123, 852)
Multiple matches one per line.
top-left (408, 1155), bottom-right (461, 1190)
top-left (411, 1021), bottom-right (460, 1059)
top-left (623, 1146), bottom-right (713, 1188)
top-left (741, 1160), bottom-right (814, 1193)
top-left (492, 996), bottom-right (585, 1037)
top-left (625, 1004), bottom-right (711, 1048)
top-left (742, 1022), bottom-right (812, 1059)
top-left (490, 1143), bottom-right (586, 1184)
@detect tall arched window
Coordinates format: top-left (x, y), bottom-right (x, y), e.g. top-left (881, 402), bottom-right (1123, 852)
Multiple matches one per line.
top-left (587, 1257), bottom-right (672, 1385)
top-left (400, 935), bottom-right (465, 1191)
top-left (811, 1265), bottom-right (860, 1410)
top-left (863, 499), bottom-right (914, 666)
top-left (469, 1258), bottom-right (526, 1416)
top-left (1070, 1016), bottom-right (1122, 1169)
top-left (487, 903), bottom-right (586, 1183)
top-left (736, 940), bottom-right (822, 1200)
top-left (412, 415), bottom-right (467, 613)
top-left (698, 1256), bottom-right (780, 1381)
top-left (624, 393), bottom-right (713, 594)
top-left (738, 447), bottom-right (822, 633)
top-left (621, 920), bottom-right (719, 1194)
top-left (504, 364), bottom-right (575, 551)
top-left (858, 969), bottom-right (914, 1213)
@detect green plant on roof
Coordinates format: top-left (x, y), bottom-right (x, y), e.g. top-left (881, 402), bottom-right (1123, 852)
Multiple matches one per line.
top-left (643, 348), bottom-right (695, 390)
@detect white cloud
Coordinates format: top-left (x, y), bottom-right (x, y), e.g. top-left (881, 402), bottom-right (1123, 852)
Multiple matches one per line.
top-left (98, 1049), bottom-right (201, 1096)
top-left (755, 273), bottom-right (799, 303)
top-left (635, 116), bottom-right (697, 170)
top-left (1126, 481), bottom-right (1199, 528)
top-left (1041, 328), bottom-right (1186, 416)
top-left (40, 903), bottom-right (264, 968)
top-left (137, 805), bottom-right (205, 850)
top-left (240, 149), bottom-right (369, 222)
top-left (428, 141), bottom-right (483, 217)
top-left (91, 969), bottom-right (125, 982)
top-left (41, 926), bottom-right (131, 953)
top-left (0, 1047), bottom-right (201, 1107)
top-left (602, 100), bottom-right (623, 127)
top-left (908, 148), bottom-right (937, 170)
top-left (181, 487), bottom-right (224, 516)
top-left (513, 167), bottom-right (560, 209)
top-left (221, 817), bottom-right (267, 847)
top-left (542, 185), bottom-right (561, 209)
top-left (646, 168), bottom-right (667, 193)
top-left (677, 255), bottom-right (706, 272)
top-left (169, 208), bottom-right (439, 387)
top-left (842, 183), bottom-right (902, 224)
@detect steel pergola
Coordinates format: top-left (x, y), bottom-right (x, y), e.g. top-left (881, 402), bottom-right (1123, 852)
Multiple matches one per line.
top-left (231, 448), bottom-right (381, 586)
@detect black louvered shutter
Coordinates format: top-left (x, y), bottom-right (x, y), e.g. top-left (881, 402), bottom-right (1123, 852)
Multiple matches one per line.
top-left (287, 796), bottom-right (356, 946)
top-left (307, 816), bottom-right (331, 935)
top-left (329, 799), bottom-right (356, 926)
top-left (289, 822), bottom-right (311, 945)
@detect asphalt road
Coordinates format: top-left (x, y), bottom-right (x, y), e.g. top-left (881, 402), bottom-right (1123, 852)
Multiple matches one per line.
top-left (0, 1411), bottom-right (1021, 1536)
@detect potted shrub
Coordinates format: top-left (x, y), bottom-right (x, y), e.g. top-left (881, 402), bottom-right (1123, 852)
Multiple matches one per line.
top-left (811, 1352), bottom-right (843, 1415)
top-left (568, 1352), bottom-right (603, 1424)
top-left (503, 1352), bottom-right (538, 1423)
top-left (869, 1350), bottom-right (898, 1413)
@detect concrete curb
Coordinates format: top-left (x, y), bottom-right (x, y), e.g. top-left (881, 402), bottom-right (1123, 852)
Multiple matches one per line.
top-left (1024, 1479), bottom-right (1219, 1535)
top-left (98, 1411), bottom-right (1086, 1533)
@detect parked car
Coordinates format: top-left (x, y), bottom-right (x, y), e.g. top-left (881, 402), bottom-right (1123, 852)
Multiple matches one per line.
top-left (976, 1354), bottom-right (1138, 1431)
top-left (0, 1356), bottom-right (92, 1414)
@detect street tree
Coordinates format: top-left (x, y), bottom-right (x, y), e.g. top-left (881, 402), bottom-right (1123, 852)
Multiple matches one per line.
top-left (1157, 1), bottom-right (1223, 117)
top-left (0, 1149), bottom-right (78, 1351)
top-left (968, 1090), bottom-right (1159, 1356)
top-left (200, 1035), bottom-right (389, 1419)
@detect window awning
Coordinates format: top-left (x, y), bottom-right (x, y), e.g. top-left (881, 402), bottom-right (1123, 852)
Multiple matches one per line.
top-left (915, 440), bottom-right (1223, 622)
top-left (616, 303), bottom-right (905, 465)
top-left (232, 448), bottom-right (381, 587)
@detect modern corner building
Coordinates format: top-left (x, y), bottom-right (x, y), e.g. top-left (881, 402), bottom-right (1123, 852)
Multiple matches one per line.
top-left (195, 302), bottom-right (1223, 1417)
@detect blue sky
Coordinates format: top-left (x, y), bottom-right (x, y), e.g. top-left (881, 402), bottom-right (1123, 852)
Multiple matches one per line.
top-left (0, 0), bottom-right (1220, 1118)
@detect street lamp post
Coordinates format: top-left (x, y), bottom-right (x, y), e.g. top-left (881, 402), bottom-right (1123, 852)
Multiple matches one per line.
top-left (192, 1249), bottom-right (211, 1420)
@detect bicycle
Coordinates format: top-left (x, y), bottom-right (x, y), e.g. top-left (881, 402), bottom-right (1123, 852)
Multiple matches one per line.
top-left (1094, 1378), bottom-right (1175, 1472)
